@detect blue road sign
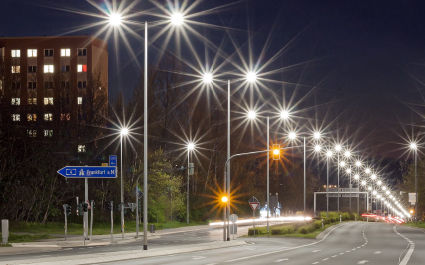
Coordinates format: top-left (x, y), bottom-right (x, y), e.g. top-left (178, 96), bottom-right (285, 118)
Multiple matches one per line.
top-left (109, 155), bottom-right (117, 166)
top-left (57, 166), bottom-right (117, 178)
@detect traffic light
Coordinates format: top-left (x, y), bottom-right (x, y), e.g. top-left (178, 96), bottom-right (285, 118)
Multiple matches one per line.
top-left (66, 205), bottom-right (71, 216)
top-left (272, 144), bottom-right (280, 160)
top-left (82, 202), bottom-right (88, 212)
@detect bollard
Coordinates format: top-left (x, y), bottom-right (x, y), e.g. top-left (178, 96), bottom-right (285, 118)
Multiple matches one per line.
top-left (321, 219), bottom-right (324, 229)
top-left (2, 219), bottom-right (9, 245)
top-left (339, 214), bottom-right (342, 223)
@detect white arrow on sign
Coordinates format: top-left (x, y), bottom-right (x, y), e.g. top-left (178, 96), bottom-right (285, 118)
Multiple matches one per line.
top-left (249, 202), bottom-right (259, 210)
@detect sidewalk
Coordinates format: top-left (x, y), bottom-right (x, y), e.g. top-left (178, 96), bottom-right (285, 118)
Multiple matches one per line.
top-left (3, 240), bottom-right (247, 265)
top-left (10, 225), bottom-right (211, 248)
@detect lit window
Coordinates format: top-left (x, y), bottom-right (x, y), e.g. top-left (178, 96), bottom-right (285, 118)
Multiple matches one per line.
top-left (44, 49), bottom-right (53, 57)
top-left (11, 98), bottom-right (20, 105)
top-left (60, 113), bottom-right (71, 121)
top-left (77, 48), bottom-right (87, 56)
top-left (11, 66), bottom-right (20, 73)
top-left (60, 48), bottom-right (71, 57)
top-left (27, 129), bottom-right (37, 137)
top-left (28, 98), bottom-right (37, 105)
top-left (11, 114), bottom-right (20, 121)
top-left (44, 65), bottom-right (54, 73)
top-left (77, 64), bottom-right (87, 73)
top-left (78, 144), bottom-right (86, 153)
top-left (43, 97), bottom-right (54, 105)
top-left (27, 49), bottom-right (37, 57)
top-left (11, 49), bottom-right (21, 58)
top-left (28, 82), bottom-right (37, 89)
top-left (44, 129), bottom-right (53, 137)
top-left (44, 113), bottom-right (53, 121)
top-left (27, 113), bottom-right (37, 122)
top-left (77, 97), bottom-right (83, 105)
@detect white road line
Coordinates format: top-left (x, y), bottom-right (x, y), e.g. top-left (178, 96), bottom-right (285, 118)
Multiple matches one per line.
top-left (373, 251), bottom-right (381, 254)
top-left (331, 255), bottom-right (337, 258)
top-left (312, 262), bottom-right (319, 264)
top-left (393, 226), bottom-right (415, 265)
top-left (346, 250), bottom-right (351, 253)
top-left (312, 250), bottom-right (321, 253)
top-left (192, 256), bottom-right (206, 260)
top-left (357, 260), bottom-right (368, 264)
top-left (224, 224), bottom-right (343, 263)
top-left (339, 252), bottom-right (344, 255)
top-left (322, 258), bottom-right (329, 261)
top-left (274, 258), bottom-right (289, 262)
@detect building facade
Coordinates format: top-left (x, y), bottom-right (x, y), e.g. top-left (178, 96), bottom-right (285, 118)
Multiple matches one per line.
top-left (0, 36), bottom-right (108, 154)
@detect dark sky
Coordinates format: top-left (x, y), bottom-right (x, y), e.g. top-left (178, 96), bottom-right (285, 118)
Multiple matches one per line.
top-left (2, 0), bottom-right (425, 157)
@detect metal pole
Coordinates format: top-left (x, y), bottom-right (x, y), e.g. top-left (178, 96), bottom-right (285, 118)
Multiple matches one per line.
top-left (63, 205), bottom-right (67, 241)
top-left (415, 151), bottom-right (418, 221)
top-left (357, 180), bottom-right (360, 215)
top-left (337, 154), bottom-right (340, 212)
top-left (143, 21), bottom-right (148, 251)
top-left (349, 173), bottom-right (352, 212)
top-left (84, 178), bottom-right (88, 240)
top-left (136, 182), bottom-right (139, 238)
top-left (303, 137), bottom-right (306, 214)
top-left (120, 135), bottom-right (124, 239)
top-left (187, 151), bottom-right (190, 224)
top-left (326, 158), bottom-right (329, 218)
top-left (90, 200), bottom-right (93, 240)
top-left (223, 169), bottom-right (227, 241)
top-left (226, 80), bottom-right (231, 241)
top-left (266, 116), bottom-right (270, 232)
top-left (110, 201), bottom-right (114, 243)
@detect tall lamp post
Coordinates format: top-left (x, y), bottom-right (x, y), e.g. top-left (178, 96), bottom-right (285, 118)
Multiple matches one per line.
top-left (410, 142), bottom-right (418, 221)
top-left (186, 142), bottom-right (195, 224)
top-left (325, 150), bottom-right (333, 218)
top-left (334, 144), bottom-right (342, 212)
top-left (120, 127), bottom-right (129, 239)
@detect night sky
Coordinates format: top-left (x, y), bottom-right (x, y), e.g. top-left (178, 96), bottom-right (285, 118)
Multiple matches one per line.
top-left (2, 0), bottom-right (425, 158)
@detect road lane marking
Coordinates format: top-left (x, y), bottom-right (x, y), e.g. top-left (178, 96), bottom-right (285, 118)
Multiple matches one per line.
top-left (312, 250), bottom-right (321, 253)
top-left (339, 252), bottom-right (344, 255)
top-left (393, 226), bottom-right (415, 265)
top-left (312, 262), bottom-right (319, 264)
top-left (322, 258), bottom-right (329, 261)
top-left (274, 258), bottom-right (289, 262)
top-left (224, 223), bottom-right (344, 263)
top-left (331, 255), bottom-right (337, 258)
top-left (357, 260), bottom-right (368, 264)
top-left (373, 251), bottom-right (381, 254)
top-left (192, 256), bottom-right (206, 260)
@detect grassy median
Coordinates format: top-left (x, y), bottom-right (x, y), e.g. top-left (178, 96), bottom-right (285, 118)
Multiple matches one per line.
top-left (247, 212), bottom-right (359, 239)
top-left (0, 220), bottom-right (206, 244)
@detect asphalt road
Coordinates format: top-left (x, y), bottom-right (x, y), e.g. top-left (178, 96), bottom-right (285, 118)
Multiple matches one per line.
top-left (1, 222), bottom-right (424, 265)
top-left (98, 222), bottom-right (424, 265)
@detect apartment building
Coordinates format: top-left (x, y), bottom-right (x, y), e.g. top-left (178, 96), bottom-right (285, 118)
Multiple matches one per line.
top-left (0, 36), bottom-right (108, 153)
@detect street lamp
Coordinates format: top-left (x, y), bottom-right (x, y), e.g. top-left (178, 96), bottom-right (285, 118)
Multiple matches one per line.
top-left (186, 142), bottom-right (195, 224)
top-left (120, 127), bottom-right (129, 239)
top-left (326, 150), bottom-right (333, 217)
top-left (334, 144), bottom-right (343, 212)
top-left (280, 110), bottom-right (290, 120)
top-left (170, 11), bottom-right (185, 26)
top-left (246, 71), bottom-right (257, 83)
top-left (409, 141), bottom-right (418, 221)
top-left (108, 12), bottom-right (123, 27)
top-left (313, 131), bottom-right (322, 140)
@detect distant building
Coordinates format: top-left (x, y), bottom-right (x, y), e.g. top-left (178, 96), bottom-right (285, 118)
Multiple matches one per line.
top-left (0, 36), bottom-right (108, 154)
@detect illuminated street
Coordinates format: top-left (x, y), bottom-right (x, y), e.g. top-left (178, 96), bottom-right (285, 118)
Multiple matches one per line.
top-left (1, 1), bottom-right (425, 265)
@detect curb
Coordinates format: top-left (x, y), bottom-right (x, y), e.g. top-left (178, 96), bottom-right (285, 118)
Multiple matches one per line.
top-left (5, 240), bottom-right (247, 265)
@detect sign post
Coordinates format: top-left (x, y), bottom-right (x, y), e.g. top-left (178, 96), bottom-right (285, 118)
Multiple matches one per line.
top-left (90, 200), bottom-right (94, 240)
top-left (63, 204), bottom-right (68, 240)
top-left (248, 196), bottom-right (260, 236)
top-left (110, 201), bottom-right (114, 243)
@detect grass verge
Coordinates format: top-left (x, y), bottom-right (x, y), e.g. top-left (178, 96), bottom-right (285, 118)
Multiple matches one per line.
top-left (404, 222), bottom-right (425, 229)
top-left (1, 220), bottom-right (206, 243)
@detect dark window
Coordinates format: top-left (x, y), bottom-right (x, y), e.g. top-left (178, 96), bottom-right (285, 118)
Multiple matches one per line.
top-left (44, 49), bottom-right (54, 57)
top-left (61, 65), bottom-right (70, 73)
top-left (77, 48), bottom-right (87, 56)
top-left (28, 66), bottom-right (37, 73)
top-left (78, 81), bottom-right (87, 89)
top-left (44, 81), bottom-right (54, 89)
top-left (12, 81), bottom-right (21, 89)
top-left (61, 81), bottom-right (70, 89)
top-left (28, 82), bottom-right (37, 89)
